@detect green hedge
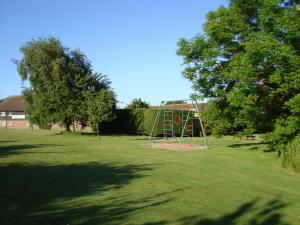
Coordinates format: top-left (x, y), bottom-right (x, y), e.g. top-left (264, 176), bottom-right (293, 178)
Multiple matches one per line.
top-left (100, 109), bottom-right (143, 134)
top-left (100, 109), bottom-right (201, 136)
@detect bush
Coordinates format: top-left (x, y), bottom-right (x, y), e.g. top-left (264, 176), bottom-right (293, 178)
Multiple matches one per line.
top-left (282, 135), bottom-right (300, 172)
top-left (265, 94), bottom-right (300, 155)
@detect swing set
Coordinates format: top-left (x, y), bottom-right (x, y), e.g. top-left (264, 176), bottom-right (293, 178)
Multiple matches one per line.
top-left (148, 99), bottom-right (208, 148)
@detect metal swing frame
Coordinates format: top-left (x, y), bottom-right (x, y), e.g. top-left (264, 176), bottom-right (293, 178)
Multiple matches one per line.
top-left (148, 99), bottom-right (208, 148)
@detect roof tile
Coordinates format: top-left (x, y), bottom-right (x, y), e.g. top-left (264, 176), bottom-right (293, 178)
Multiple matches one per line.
top-left (0, 95), bottom-right (25, 111)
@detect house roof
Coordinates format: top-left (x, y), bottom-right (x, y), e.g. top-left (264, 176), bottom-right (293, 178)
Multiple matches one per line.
top-left (0, 95), bottom-right (25, 111)
top-left (151, 103), bottom-right (207, 111)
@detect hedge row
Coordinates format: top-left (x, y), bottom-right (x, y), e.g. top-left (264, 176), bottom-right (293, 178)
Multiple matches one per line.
top-left (99, 109), bottom-right (201, 136)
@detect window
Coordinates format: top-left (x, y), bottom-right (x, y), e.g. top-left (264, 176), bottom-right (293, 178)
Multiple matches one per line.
top-left (12, 115), bottom-right (25, 119)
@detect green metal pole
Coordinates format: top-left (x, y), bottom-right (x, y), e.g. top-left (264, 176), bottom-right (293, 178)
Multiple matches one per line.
top-left (194, 100), bottom-right (208, 148)
top-left (149, 104), bottom-right (161, 143)
top-left (180, 110), bottom-right (191, 143)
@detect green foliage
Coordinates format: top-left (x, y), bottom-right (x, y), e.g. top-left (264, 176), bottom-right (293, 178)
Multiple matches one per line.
top-left (165, 100), bottom-right (186, 105)
top-left (265, 94), bottom-right (300, 154)
top-left (22, 88), bottom-right (52, 129)
top-left (143, 109), bottom-right (160, 135)
top-left (177, 0), bottom-right (300, 136)
top-left (87, 89), bottom-right (116, 137)
top-left (125, 98), bottom-right (149, 109)
top-left (202, 100), bottom-right (236, 136)
top-left (131, 109), bottom-right (146, 134)
top-left (101, 109), bottom-right (201, 136)
top-left (100, 109), bottom-right (143, 134)
top-left (281, 135), bottom-right (300, 172)
top-left (101, 109), bottom-right (147, 135)
top-left (15, 37), bottom-right (110, 131)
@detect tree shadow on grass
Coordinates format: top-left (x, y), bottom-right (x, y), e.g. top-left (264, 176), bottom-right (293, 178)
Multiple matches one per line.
top-left (53, 131), bottom-right (149, 139)
top-left (0, 161), bottom-right (292, 225)
top-left (0, 162), bottom-right (160, 225)
top-left (144, 198), bottom-right (291, 225)
top-left (227, 142), bottom-right (268, 149)
top-left (0, 140), bottom-right (18, 143)
top-left (32, 187), bottom-right (183, 225)
top-left (53, 131), bottom-right (96, 136)
top-left (130, 137), bottom-right (157, 141)
top-left (0, 144), bottom-right (65, 158)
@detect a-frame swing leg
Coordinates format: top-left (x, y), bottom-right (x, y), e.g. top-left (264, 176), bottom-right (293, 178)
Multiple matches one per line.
top-left (194, 100), bottom-right (208, 148)
top-left (149, 104), bottom-right (162, 143)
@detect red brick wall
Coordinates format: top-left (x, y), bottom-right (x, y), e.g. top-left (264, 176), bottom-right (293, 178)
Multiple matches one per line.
top-left (0, 120), bottom-right (92, 131)
top-left (0, 120), bottom-right (29, 129)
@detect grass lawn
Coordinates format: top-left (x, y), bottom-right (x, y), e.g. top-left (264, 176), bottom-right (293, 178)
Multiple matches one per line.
top-left (0, 129), bottom-right (299, 225)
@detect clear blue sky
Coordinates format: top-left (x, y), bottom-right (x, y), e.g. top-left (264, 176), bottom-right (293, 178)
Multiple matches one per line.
top-left (0, 0), bottom-right (227, 107)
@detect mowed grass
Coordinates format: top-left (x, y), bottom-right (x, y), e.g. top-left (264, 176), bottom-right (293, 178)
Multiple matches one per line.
top-left (0, 129), bottom-right (299, 225)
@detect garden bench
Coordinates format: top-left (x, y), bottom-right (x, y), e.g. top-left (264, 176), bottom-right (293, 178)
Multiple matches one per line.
top-left (246, 134), bottom-right (255, 140)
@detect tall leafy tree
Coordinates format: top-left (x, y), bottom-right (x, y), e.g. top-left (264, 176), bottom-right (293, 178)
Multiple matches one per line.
top-left (87, 89), bottom-right (116, 139)
top-left (177, 0), bottom-right (300, 140)
top-left (15, 37), bottom-right (110, 131)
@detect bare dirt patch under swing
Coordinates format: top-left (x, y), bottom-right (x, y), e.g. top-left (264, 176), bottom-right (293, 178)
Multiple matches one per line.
top-left (150, 142), bottom-right (206, 151)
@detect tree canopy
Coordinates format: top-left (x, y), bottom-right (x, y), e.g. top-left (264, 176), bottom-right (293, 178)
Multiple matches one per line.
top-left (15, 37), bottom-right (112, 131)
top-left (177, 0), bottom-right (300, 144)
top-left (87, 89), bottom-right (116, 139)
top-left (125, 98), bottom-right (149, 109)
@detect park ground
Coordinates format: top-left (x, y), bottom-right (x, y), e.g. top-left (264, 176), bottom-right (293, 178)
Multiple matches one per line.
top-left (0, 129), bottom-right (299, 225)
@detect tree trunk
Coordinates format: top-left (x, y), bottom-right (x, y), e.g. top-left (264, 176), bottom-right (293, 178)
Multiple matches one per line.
top-left (96, 123), bottom-right (100, 141)
top-left (64, 119), bottom-right (71, 131)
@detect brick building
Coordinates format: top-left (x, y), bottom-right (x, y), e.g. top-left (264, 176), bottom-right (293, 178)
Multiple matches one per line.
top-left (0, 95), bottom-right (86, 130)
top-left (0, 95), bottom-right (29, 129)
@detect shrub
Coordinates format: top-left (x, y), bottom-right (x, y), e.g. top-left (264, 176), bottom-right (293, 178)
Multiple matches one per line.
top-left (282, 135), bottom-right (300, 172)
top-left (265, 94), bottom-right (300, 155)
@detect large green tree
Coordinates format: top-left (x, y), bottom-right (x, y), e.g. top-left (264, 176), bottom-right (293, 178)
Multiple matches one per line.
top-left (15, 37), bottom-right (110, 131)
top-left (177, 0), bottom-right (300, 140)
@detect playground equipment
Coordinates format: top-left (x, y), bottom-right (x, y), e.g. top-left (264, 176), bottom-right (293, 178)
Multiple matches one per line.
top-left (148, 99), bottom-right (208, 148)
